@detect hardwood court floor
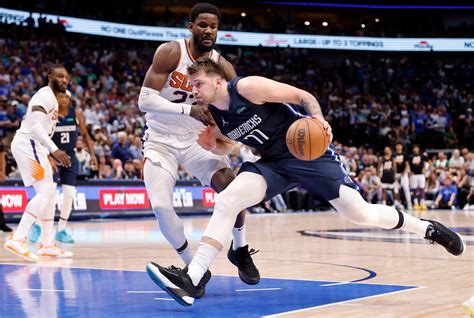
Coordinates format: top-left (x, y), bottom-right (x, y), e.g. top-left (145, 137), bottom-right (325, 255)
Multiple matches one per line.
top-left (1, 210), bottom-right (473, 317)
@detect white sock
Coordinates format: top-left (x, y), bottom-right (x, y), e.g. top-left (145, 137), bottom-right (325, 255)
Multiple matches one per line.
top-left (58, 185), bottom-right (74, 231)
top-left (398, 212), bottom-right (431, 238)
top-left (232, 225), bottom-right (247, 250)
top-left (176, 241), bottom-right (194, 265)
top-left (187, 243), bottom-right (219, 286)
top-left (13, 212), bottom-right (37, 241)
top-left (41, 219), bottom-right (55, 246)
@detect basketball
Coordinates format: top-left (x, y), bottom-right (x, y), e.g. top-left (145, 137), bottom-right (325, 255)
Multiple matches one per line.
top-left (286, 117), bottom-right (329, 161)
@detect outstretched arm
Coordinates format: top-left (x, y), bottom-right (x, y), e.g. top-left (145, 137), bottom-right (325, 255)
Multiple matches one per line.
top-left (236, 76), bottom-right (331, 140)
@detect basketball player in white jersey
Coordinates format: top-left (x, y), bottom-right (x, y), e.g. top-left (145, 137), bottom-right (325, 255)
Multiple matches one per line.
top-left (138, 3), bottom-right (259, 287)
top-left (3, 65), bottom-right (73, 261)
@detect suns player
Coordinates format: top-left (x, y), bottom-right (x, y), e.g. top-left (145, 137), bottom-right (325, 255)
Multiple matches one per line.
top-left (138, 3), bottom-right (259, 287)
top-left (146, 58), bottom-right (465, 306)
top-left (29, 92), bottom-right (97, 244)
top-left (3, 64), bottom-right (73, 261)
top-left (378, 146), bottom-right (399, 207)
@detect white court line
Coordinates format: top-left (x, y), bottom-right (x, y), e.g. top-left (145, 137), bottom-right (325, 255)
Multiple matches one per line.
top-left (321, 282), bottom-right (351, 287)
top-left (127, 291), bottom-right (166, 294)
top-left (24, 289), bottom-right (69, 292)
top-left (235, 288), bottom-right (282, 292)
top-left (154, 298), bottom-right (175, 301)
top-left (262, 286), bottom-right (425, 317)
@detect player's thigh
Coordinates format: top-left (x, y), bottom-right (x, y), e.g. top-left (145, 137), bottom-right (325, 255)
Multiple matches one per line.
top-left (181, 142), bottom-right (229, 187)
top-left (11, 136), bottom-right (52, 187)
top-left (142, 140), bottom-right (179, 181)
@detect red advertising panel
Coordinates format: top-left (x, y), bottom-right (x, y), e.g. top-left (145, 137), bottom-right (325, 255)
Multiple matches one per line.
top-left (202, 188), bottom-right (216, 207)
top-left (99, 188), bottom-right (150, 210)
top-left (0, 190), bottom-right (28, 213)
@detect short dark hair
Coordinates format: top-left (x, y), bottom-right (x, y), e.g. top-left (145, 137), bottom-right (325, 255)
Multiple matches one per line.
top-left (189, 2), bottom-right (220, 23)
top-left (187, 57), bottom-right (225, 78)
top-left (47, 63), bottom-right (66, 75)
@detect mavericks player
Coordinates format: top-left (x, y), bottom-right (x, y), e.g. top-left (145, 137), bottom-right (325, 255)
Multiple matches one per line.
top-left (3, 65), bottom-right (73, 261)
top-left (138, 3), bottom-right (259, 286)
top-left (146, 58), bottom-right (465, 306)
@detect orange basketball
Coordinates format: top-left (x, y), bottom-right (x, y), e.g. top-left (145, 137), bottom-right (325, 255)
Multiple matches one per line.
top-left (286, 117), bottom-right (329, 161)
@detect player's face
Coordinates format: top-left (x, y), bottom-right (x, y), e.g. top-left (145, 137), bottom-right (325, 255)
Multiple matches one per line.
top-left (57, 93), bottom-right (70, 108)
top-left (49, 68), bottom-right (69, 93)
top-left (395, 143), bottom-right (403, 153)
top-left (189, 13), bottom-right (218, 52)
top-left (190, 71), bottom-right (219, 105)
top-left (413, 146), bottom-right (420, 154)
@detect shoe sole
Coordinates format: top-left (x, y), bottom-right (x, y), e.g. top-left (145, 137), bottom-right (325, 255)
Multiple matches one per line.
top-left (453, 232), bottom-right (466, 256)
top-left (3, 244), bottom-right (38, 262)
top-left (227, 250), bottom-right (260, 285)
top-left (146, 263), bottom-right (194, 307)
top-left (38, 253), bottom-right (74, 258)
top-left (55, 239), bottom-right (75, 244)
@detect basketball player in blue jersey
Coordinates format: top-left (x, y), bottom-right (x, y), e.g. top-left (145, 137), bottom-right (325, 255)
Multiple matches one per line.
top-left (138, 3), bottom-right (259, 290)
top-left (146, 58), bottom-right (466, 306)
top-left (29, 92), bottom-right (97, 244)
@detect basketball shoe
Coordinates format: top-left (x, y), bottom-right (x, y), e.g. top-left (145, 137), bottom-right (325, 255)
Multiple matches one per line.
top-left (4, 235), bottom-right (38, 262)
top-left (29, 223), bottom-right (41, 243)
top-left (182, 265), bottom-right (212, 298)
top-left (423, 219), bottom-right (465, 256)
top-left (37, 244), bottom-right (73, 258)
top-left (146, 262), bottom-right (201, 306)
top-left (227, 242), bottom-right (260, 285)
top-left (55, 230), bottom-right (75, 243)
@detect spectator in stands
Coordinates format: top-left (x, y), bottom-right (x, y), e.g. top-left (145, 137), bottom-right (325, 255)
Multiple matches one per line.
top-left (432, 176), bottom-right (457, 210)
top-left (448, 149), bottom-right (464, 173)
top-left (75, 138), bottom-right (91, 177)
top-left (111, 131), bottom-right (133, 165)
top-left (433, 151), bottom-right (449, 179)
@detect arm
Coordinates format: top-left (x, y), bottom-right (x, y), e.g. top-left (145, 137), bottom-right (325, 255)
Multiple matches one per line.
top-left (236, 76), bottom-right (332, 140)
top-left (138, 42), bottom-right (192, 116)
top-left (30, 106), bottom-right (71, 167)
top-left (0, 143), bottom-right (5, 182)
top-left (76, 108), bottom-right (98, 167)
top-left (197, 125), bottom-right (236, 156)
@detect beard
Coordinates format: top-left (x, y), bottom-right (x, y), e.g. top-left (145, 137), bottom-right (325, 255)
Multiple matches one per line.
top-left (193, 33), bottom-right (215, 52)
top-left (52, 79), bottom-right (66, 93)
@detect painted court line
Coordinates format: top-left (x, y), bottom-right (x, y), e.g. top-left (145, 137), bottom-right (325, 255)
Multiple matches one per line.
top-left (127, 291), bottom-right (166, 294)
top-left (24, 289), bottom-right (70, 292)
top-left (262, 287), bottom-right (422, 317)
top-left (235, 288), bottom-right (282, 292)
top-left (321, 282), bottom-right (351, 287)
top-left (154, 298), bottom-right (175, 301)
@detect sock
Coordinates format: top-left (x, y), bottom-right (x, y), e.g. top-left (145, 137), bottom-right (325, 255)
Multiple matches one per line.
top-left (58, 185), bottom-right (74, 231)
top-left (187, 242), bottom-right (219, 286)
top-left (176, 240), bottom-right (194, 265)
top-left (13, 212), bottom-right (37, 240)
top-left (232, 225), bottom-right (247, 250)
top-left (394, 210), bottom-right (431, 238)
top-left (41, 219), bottom-right (54, 246)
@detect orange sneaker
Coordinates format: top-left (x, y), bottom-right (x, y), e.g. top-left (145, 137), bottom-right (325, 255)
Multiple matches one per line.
top-left (4, 235), bottom-right (38, 262)
top-left (37, 244), bottom-right (73, 258)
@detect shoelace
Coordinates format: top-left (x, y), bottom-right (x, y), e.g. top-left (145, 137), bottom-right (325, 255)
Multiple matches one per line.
top-left (168, 265), bottom-right (183, 271)
top-left (428, 228), bottom-right (452, 246)
top-left (239, 248), bottom-right (260, 266)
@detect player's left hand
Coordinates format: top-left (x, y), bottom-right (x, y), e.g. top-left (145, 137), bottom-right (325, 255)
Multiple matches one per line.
top-left (197, 125), bottom-right (217, 151)
top-left (311, 115), bottom-right (333, 143)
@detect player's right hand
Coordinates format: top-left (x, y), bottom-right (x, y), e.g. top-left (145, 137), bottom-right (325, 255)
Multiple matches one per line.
top-left (51, 150), bottom-right (71, 168)
top-left (190, 105), bottom-right (214, 126)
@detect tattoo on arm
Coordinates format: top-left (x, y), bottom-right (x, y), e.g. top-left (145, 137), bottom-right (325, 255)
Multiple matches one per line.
top-left (300, 94), bottom-right (323, 118)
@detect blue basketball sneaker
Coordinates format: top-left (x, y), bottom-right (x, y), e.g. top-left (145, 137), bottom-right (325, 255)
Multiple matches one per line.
top-left (55, 230), bottom-right (75, 243)
top-left (28, 224), bottom-right (41, 243)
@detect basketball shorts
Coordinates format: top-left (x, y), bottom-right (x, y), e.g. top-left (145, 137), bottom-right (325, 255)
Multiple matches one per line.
top-left (410, 174), bottom-right (426, 189)
top-left (239, 149), bottom-right (358, 202)
top-left (54, 151), bottom-right (78, 186)
top-left (11, 134), bottom-right (53, 187)
top-left (142, 131), bottom-right (229, 186)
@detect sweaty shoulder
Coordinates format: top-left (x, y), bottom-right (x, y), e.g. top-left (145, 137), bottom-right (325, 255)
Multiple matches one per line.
top-left (30, 86), bottom-right (56, 113)
top-left (153, 41), bottom-right (180, 73)
top-left (218, 55), bottom-right (236, 81)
